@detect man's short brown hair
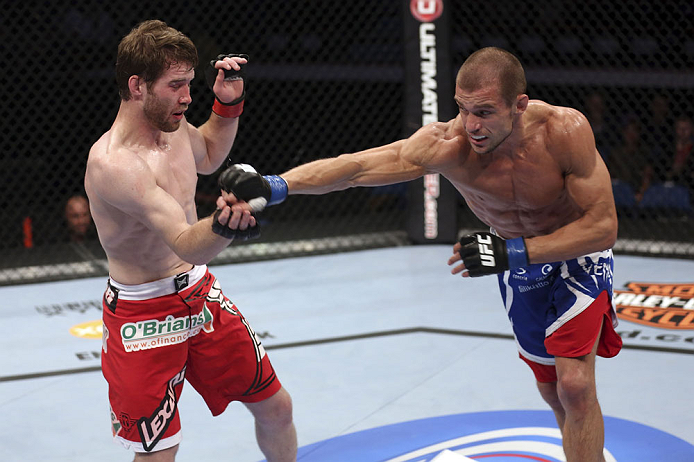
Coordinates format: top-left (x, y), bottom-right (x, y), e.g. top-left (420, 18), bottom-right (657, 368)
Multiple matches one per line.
top-left (456, 47), bottom-right (527, 107)
top-left (116, 20), bottom-right (198, 100)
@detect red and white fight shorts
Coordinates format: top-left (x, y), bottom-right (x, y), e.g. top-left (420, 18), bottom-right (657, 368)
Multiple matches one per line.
top-left (101, 265), bottom-right (281, 453)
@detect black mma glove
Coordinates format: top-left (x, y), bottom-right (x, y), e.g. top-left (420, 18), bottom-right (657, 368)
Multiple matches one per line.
top-left (205, 53), bottom-right (248, 118)
top-left (458, 232), bottom-right (528, 277)
top-left (211, 209), bottom-right (261, 241)
top-left (218, 164), bottom-right (288, 213)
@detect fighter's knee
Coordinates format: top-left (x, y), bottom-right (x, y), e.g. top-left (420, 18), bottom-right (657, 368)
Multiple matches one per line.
top-left (270, 390), bottom-right (294, 425)
top-left (556, 369), bottom-right (596, 409)
top-left (133, 444), bottom-right (178, 461)
top-left (251, 388), bottom-right (294, 427)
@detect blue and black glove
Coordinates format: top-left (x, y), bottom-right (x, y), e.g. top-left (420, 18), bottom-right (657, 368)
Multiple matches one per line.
top-left (218, 164), bottom-right (288, 213)
top-left (458, 232), bottom-right (528, 277)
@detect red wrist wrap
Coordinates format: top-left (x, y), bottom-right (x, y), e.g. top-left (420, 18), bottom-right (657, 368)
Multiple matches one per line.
top-left (212, 99), bottom-right (244, 118)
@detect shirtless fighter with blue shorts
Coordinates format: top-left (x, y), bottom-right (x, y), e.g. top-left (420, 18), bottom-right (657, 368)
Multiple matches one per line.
top-left (214, 47), bottom-right (622, 462)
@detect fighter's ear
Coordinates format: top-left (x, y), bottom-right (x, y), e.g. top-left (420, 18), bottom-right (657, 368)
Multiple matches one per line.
top-left (128, 75), bottom-right (144, 98)
top-left (515, 94), bottom-right (529, 114)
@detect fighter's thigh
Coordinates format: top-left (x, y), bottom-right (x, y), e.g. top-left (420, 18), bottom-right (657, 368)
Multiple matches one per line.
top-left (553, 322), bottom-right (601, 394)
top-left (545, 290), bottom-right (611, 359)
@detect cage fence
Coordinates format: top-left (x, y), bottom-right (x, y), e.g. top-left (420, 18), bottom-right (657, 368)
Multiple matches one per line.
top-left (1, 0), bottom-right (692, 285)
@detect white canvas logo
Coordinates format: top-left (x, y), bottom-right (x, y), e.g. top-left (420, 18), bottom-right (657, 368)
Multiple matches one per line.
top-left (383, 426), bottom-right (617, 461)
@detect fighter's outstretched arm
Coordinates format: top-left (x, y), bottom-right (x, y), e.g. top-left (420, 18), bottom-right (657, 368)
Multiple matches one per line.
top-left (213, 121), bottom-right (459, 211)
top-left (282, 138), bottom-right (426, 195)
top-left (281, 121), bottom-right (459, 194)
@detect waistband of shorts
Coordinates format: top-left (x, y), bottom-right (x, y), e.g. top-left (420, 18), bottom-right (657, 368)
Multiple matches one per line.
top-left (108, 265), bottom-right (207, 301)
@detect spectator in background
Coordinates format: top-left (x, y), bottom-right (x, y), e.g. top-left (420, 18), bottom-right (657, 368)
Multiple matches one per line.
top-left (667, 116), bottom-right (694, 191)
top-left (638, 93), bottom-right (674, 198)
top-left (607, 116), bottom-right (648, 202)
top-left (583, 90), bottom-right (616, 162)
top-left (64, 194), bottom-right (97, 242)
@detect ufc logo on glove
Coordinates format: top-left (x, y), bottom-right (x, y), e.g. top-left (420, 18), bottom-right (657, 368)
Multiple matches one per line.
top-left (476, 234), bottom-right (496, 267)
top-left (457, 231), bottom-right (528, 277)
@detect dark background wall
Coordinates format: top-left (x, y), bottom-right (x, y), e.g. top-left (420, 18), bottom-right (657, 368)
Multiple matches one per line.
top-left (1, 0), bottom-right (693, 277)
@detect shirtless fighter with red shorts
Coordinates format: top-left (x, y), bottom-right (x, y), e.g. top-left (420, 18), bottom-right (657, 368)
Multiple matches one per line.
top-left (85, 20), bottom-right (296, 462)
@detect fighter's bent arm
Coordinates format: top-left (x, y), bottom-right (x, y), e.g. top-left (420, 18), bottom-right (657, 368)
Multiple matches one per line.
top-left (524, 110), bottom-right (618, 263)
top-left (191, 55), bottom-right (248, 174)
top-left (189, 115), bottom-right (240, 175)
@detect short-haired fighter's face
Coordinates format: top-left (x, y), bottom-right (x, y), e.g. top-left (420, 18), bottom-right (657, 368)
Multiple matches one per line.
top-left (143, 63), bottom-right (194, 133)
top-left (455, 83), bottom-right (517, 155)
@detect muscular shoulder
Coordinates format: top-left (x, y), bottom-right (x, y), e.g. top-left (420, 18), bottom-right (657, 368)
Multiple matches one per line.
top-left (405, 118), bottom-right (466, 168)
top-left (527, 101), bottom-right (597, 177)
top-left (86, 133), bottom-right (153, 204)
top-left (528, 101), bottom-right (592, 144)
top-left (414, 118), bottom-right (463, 142)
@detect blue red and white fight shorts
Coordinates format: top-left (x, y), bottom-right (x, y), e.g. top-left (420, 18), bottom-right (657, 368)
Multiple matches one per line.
top-left (497, 249), bottom-right (623, 382)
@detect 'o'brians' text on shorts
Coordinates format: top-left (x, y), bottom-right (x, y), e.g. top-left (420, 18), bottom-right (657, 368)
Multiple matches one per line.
top-left (101, 265), bottom-right (281, 452)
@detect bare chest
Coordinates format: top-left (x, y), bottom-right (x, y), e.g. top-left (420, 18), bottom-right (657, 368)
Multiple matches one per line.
top-left (145, 144), bottom-right (199, 207)
top-left (460, 151), bottom-right (563, 206)
top-left (448, 149), bottom-right (574, 236)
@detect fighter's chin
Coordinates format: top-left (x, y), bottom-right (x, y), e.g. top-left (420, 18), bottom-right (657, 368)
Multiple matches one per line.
top-left (159, 120), bottom-right (182, 133)
top-left (162, 125), bottom-right (179, 133)
top-left (470, 143), bottom-right (493, 155)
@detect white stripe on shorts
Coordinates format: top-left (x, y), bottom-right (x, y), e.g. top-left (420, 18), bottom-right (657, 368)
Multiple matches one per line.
top-left (109, 265), bottom-right (207, 300)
